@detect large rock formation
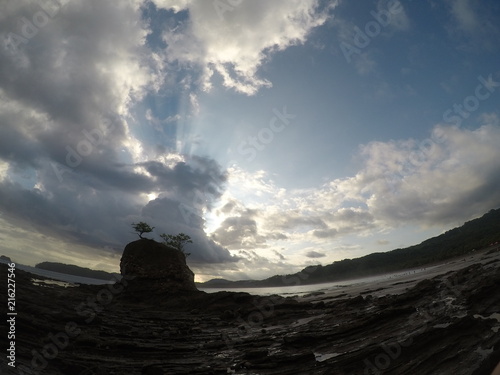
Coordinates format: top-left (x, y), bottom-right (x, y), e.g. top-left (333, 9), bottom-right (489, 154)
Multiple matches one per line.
top-left (120, 238), bottom-right (198, 295)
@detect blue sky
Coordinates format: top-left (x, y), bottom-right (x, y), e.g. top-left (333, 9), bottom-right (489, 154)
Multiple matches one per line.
top-left (0, 0), bottom-right (499, 281)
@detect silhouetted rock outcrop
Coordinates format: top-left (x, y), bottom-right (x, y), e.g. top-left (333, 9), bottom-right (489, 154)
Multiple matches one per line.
top-left (120, 238), bottom-right (198, 296)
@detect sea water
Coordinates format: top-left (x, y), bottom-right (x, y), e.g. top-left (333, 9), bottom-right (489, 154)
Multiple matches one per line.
top-left (16, 264), bottom-right (116, 285)
top-left (200, 273), bottom-right (395, 297)
top-left (3, 259), bottom-right (433, 296)
top-left (198, 266), bottom-right (437, 296)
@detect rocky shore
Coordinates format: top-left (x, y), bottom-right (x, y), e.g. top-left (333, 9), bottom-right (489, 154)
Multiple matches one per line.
top-left (1, 247), bottom-right (500, 375)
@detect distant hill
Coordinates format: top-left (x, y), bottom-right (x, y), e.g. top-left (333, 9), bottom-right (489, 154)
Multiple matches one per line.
top-left (198, 207), bottom-right (500, 288)
top-left (0, 255), bottom-right (12, 263)
top-left (35, 262), bottom-right (120, 281)
top-left (196, 278), bottom-right (260, 288)
top-left (197, 278), bottom-right (233, 287)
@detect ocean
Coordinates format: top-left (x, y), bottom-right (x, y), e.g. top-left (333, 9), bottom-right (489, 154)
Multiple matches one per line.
top-left (2, 259), bottom-right (434, 296)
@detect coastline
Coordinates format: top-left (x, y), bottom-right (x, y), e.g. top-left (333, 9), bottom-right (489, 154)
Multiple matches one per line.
top-left (299, 246), bottom-right (500, 303)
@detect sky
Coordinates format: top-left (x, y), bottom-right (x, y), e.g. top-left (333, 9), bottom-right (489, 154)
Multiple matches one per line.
top-left (0, 0), bottom-right (499, 282)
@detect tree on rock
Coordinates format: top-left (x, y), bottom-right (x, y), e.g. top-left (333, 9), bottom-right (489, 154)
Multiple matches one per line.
top-left (132, 222), bottom-right (155, 239)
top-left (160, 233), bottom-right (192, 257)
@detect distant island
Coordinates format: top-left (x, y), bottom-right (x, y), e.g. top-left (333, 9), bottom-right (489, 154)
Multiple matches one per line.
top-left (197, 207), bottom-right (500, 288)
top-left (35, 262), bottom-right (121, 281)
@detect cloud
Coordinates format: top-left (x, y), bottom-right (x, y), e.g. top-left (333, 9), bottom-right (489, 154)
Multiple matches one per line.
top-left (313, 228), bottom-right (338, 239)
top-left (153, 0), bottom-right (336, 94)
top-left (0, 154), bottom-right (234, 259)
top-left (332, 0), bottom-right (409, 75)
top-left (139, 155), bottom-right (227, 204)
top-left (216, 122), bottom-right (500, 258)
top-left (210, 210), bottom-right (265, 250)
top-left (445, 0), bottom-right (500, 51)
top-left (190, 245), bottom-right (298, 282)
top-left (266, 210), bottom-right (328, 231)
top-left (141, 197), bottom-right (236, 264)
top-left (0, 0), bottom-right (237, 268)
top-left (449, 0), bottom-right (479, 33)
top-left (305, 250), bottom-right (326, 259)
top-left (377, 0), bottom-right (410, 31)
top-left (356, 123), bottom-right (500, 226)
top-left (273, 249), bottom-right (286, 261)
top-left (0, 0), bottom-right (156, 175)
top-left (0, 215), bottom-right (123, 273)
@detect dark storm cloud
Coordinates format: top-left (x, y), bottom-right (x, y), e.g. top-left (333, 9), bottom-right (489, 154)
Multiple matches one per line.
top-left (139, 156), bottom-right (227, 201)
top-left (0, 0), bottom-right (157, 188)
top-left (0, 180), bottom-right (71, 231)
top-left (0, 0), bottom-right (236, 265)
top-left (0, 154), bottom-right (235, 263)
top-left (0, 123), bottom-right (41, 169)
top-left (141, 197), bottom-right (236, 264)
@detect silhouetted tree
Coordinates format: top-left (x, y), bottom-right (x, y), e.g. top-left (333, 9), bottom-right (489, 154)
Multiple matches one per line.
top-left (132, 222), bottom-right (154, 239)
top-left (160, 233), bottom-right (192, 257)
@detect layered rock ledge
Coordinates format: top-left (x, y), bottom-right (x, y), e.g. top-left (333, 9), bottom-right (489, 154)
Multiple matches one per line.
top-left (1, 248), bottom-right (499, 374)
